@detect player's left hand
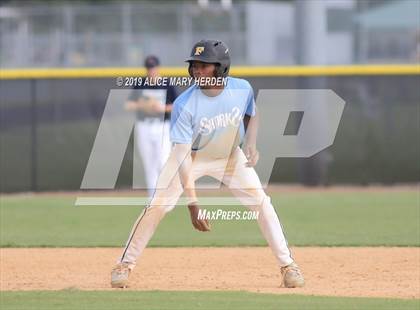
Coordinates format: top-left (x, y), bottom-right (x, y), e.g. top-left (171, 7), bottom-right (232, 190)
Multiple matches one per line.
top-left (244, 143), bottom-right (259, 167)
top-left (149, 100), bottom-right (166, 114)
top-left (188, 203), bottom-right (211, 232)
top-left (142, 98), bottom-right (165, 114)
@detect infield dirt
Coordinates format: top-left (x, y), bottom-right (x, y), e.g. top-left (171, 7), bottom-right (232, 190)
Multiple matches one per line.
top-left (1, 247), bottom-right (419, 299)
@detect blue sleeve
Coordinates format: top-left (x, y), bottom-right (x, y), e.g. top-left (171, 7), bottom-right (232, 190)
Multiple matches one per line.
top-left (170, 100), bottom-right (193, 144)
top-left (245, 86), bottom-right (256, 117)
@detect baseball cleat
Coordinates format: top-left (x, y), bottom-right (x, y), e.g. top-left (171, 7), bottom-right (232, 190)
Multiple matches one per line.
top-left (111, 263), bottom-right (131, 288)
top-left (281, 262), bottom-right (305, 288)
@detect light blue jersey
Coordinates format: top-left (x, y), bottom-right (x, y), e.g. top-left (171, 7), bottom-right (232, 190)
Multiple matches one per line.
top-left (170, 77), bottom-right (255, 155)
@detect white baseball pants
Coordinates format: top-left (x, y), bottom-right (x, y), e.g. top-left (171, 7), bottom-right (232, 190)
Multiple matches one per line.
top-left (119, 147), bottom-right (294, 268)
top-left (135, 120), bottom-right (171, 197)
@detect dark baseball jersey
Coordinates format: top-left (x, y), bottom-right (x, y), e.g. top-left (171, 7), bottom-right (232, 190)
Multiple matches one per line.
top-left (128, 83), bottom-right (178, 121)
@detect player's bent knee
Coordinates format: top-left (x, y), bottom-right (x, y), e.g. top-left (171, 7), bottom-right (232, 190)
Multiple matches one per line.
top-left (239, 194), bottom-right (260, 207)
top-left (146, 204), bottom-right (173, 215)
top-left (241, 194), bottom-right (271, 211)
top-left (148, 197), bottom-right (177, 214)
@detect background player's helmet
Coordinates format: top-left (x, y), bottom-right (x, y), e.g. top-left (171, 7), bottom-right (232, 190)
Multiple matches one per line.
top-left (185, 39), bottom-right (230, 77)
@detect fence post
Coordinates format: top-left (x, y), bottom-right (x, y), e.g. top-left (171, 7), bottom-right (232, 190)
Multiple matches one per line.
top-left (30, 79), bottom-right (37, 191)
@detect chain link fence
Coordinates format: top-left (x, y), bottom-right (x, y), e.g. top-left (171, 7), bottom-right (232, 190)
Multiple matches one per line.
top-left (1, 0), bottom-right (418, 68)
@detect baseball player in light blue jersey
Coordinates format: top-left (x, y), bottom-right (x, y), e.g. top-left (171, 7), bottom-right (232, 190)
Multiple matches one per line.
top-left (111, 39), bottom-right (305, 289)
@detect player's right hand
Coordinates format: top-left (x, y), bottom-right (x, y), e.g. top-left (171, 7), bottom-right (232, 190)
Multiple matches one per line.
top-left (142, 99), bottom-right (165, 115)
top-left (188, 203), bottom-right (211, 232)
top-left (125, 101), bottom-right (138, 111)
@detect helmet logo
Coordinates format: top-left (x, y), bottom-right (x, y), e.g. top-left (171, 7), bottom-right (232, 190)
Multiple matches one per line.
top-left (194, 46), bottom-right (205, 55)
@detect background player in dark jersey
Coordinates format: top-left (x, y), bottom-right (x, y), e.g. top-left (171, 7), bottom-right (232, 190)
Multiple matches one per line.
top-left (125, 55), bottom-right (178, 197)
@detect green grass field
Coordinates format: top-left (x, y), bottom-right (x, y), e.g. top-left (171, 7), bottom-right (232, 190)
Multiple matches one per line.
top-left (1, 291), bottom-right (419, 310)
top-left (1, 190), bottom-right (419, 310)
top-left (1, 191), bottom-right (418, 247)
